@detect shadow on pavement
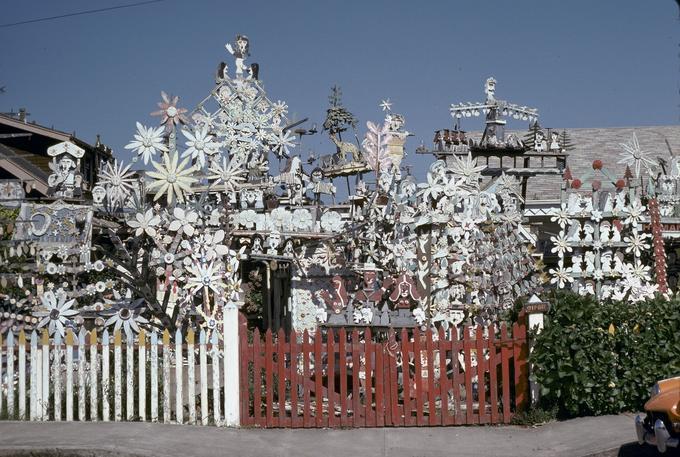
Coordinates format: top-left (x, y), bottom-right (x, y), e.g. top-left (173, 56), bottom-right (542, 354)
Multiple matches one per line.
top-left (612, 442), bottom-right (680, 456)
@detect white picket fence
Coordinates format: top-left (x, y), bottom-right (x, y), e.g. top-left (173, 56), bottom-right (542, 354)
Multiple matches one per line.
top-left (0, 326), bottom-right (236, 425)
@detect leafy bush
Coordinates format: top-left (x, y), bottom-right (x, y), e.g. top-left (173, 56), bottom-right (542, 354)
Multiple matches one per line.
top-left (530, 291), bottom-right (680, 418)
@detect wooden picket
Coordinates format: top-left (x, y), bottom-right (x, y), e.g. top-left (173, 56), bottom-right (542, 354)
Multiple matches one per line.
top-left (0, 327), bottom-right (228, 426)
top-left (240, 313), bottom-right (529, 428)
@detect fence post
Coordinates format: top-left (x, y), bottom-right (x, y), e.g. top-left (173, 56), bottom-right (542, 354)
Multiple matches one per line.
top-left (222, 303), bottom-right (240, 427)
top-left (513, 310), bottom-right (530, 413)
top-left (523, 295), bottom-right (549, 406)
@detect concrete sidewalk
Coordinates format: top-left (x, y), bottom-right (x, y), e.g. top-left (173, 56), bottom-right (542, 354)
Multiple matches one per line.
top-left (0, 414), bottom-right (649, 457)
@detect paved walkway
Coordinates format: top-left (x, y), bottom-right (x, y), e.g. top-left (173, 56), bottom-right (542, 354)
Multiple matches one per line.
top-left (0, 413), bottom-right (653, 457)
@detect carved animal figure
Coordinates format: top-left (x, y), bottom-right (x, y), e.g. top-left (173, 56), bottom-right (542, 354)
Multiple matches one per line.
top-left (330, 134), bottom-right (362, 163)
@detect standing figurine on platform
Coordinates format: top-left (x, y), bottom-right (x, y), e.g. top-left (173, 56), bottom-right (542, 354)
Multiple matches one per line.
top-left (225, 35), bottom-right (250, 77)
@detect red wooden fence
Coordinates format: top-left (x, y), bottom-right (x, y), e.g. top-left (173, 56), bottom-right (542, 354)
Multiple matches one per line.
top-left (239, 313), bottom-right (529, 428)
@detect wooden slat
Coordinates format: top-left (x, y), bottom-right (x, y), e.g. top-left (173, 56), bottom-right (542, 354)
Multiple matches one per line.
top-left (162, 330), bottom-right (171, 424)
top-left (29, 331), bottom-right (38, 421)
top-left (375, 335), bottom-right (384, 427)
top-left (351, 329), bottom-right (361, 427)
top-left (314, 330), bottom-right (323, 427)
top-left (364, 328), bottom-right (374, 427)
top-left (438, 327), bottom-right (451, 425)
top-left (175, 329), bottom-right (183, 424)
top-left (500, 324), bottom-right (511, 423)
top-left (264, 329), bottom-right (274, 427)
top-left (463, 326), bottom-right (474, 424)
top-left (278, 328), bottom-right (287, 427)
top-left (101, 330), bottom-right (110, 422)
top-left (150, 330), bottom-right (159, 423)
top-left (451, 327), bottom-right (462, 425)
top-left (138, 330), bottom-right (147, 422)
top-left (18, 330), bottom-right (26, 420)
top-left (6, 332), bottom-right (14, 419)
top-left (187, 329), bottom-right (195, 425)
top-left (326, 328), bottom-right (336, 427)
top-left (399, 328), bottom-right (411, 426)
top-left (488, 324), bottom-right (499, 424)
top-left (126, 333), bottom-right (134, 422)
top-left (338, 328), bottom-right (348, 427)
top-left (252, 328), bottom-right (263, 427)
top-left (210, 331), bottom-right (221, 425)
top-left (114, 331), bottom-right (122, 422)
top-left (199, 330), bottom-right (208, 425)
top-left (41, 330), bottom-right (49, 421)
top-left (238, 315), bottom-right (249, 426)
top-left (65, 331), bottom-right (73, 421)
top-left (89, 330), bottom-right (98, 422)
top-left (302, 330), bottom-right (311, 428)
top-left (513, 317), bottom-right (529, 414)
top-left (476, 326), bottom-right (487, 424)
top-left (413, 327), bottom-right (425, 426)
top-left (426, 329), bottom-right (437, 426)
top-left (289, 330), bottom-right (300, 428)
top-left (78, 329), bottom-right (87, 421)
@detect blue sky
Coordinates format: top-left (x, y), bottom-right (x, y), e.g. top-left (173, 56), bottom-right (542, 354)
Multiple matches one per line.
top-left (1, 0), bottom-right (678, 179)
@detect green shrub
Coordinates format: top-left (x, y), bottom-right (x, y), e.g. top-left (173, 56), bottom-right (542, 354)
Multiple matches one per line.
top-left (530, 291), bottom-right (680, 418)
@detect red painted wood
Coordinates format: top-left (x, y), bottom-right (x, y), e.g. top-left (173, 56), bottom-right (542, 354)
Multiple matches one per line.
top-left (364, 328), bottom-right (374, 427)
top-left (302, 330), bottom-right (311, 428)
top-left (463, 326), bottom-right (474, 424)
top-left (426, 329), bottom-right (437, 426)
top-left (384, 329), bottom-right (396, 426)
top-left (438, 327), bottom-right (452, 426)
top-left (277, 328), bottom-right (286, 427)
top-left (265, 329), bottom-right (274, 427)
top-left (314, 329), bottom-right (323, 427)
top-left (476, 326), bottom-right (487, 424)
top-left (451, 327), bottom-right (462, 425)
top-left (513, 314), bottom-right (529, 414)
top-left (500, 324), bottom-right (511, 423)
top-left (327, 328), bottom-right (336, 428)
top-left (253, 328), bottom-right (263, 426)
top-left (338, 328), bottom-right (348, 427)
top-left (290, 332), bottom-right (300, 428)
top-left (399, 328), bottom-right (410, 426)
top-left (375, 336), bottom-right (385, 427)
top-left (488, 324), bottom-right (499, 424)
top-left (351, 329), bottom-right (361, 427)
top-left (413, 327), bottom-right (425, 426)
top-left (238, 313), bottom-right (250, 425)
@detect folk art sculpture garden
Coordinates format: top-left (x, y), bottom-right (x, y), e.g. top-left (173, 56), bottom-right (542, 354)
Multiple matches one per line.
top-left (0, 34), bottom-right (679, 430)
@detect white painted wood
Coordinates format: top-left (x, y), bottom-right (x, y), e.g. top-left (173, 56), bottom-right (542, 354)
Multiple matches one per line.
top-left (199, 329), bottom-right (208, 426)
top-left (6, 332), bottom-right (14, 419)
top-left (210, 331), bottom-right (221, 426)
top-left (162, 331), bottom-right (171, 424)
top-left (114, 332), bottom-right (122, 422)
top-left (175, 329), bottom-right (183, 424)
top-left (53, 332), bottom-right (62, 421)
top-left (78, 329), bottom-right (86, 421)
top-left (101, 330), bottom-right (110, 422)
top-left (223, 306), bottom-right (240, 426)
top-left (187, 331), bottom-right (196, 425)
top-left (41, 332), bottom-right (49, 421)
top-left (18, 332), bottom-right (26, 420)
top-left (89, 331), bottom-right (98, 422)
top-left (138, 331), bottom-right (146, 422)
top-left (29, 331), bottom-right (38, 421)
top-left (150, 330), bottom-right (159, 422)
top-left (126, 333), bottom-right (134, 421)
top-left (65, 332), bottom-right (73, 421)
top-left (0, 333), bottom-right (3, 418)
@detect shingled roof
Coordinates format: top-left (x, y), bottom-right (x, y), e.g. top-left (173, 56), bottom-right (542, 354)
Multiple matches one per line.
top-left (504, 125), bottom-right (680, 201)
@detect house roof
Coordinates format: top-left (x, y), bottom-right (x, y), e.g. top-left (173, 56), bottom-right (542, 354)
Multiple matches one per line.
top-left (466, 125), bottom-right (680, 201)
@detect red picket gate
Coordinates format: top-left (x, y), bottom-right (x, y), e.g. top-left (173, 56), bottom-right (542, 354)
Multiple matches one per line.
top-left (239, 313), bottom-right (529, 428)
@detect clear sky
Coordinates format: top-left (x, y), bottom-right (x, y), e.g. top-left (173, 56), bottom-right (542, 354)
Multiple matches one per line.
top-left (1, 0), bottom-right (679, 180)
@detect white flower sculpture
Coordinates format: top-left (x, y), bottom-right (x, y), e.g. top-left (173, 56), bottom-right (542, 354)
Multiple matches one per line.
top-left (146, 151), bottom-right (197, 205)
top-left (98, 159), bottom-right (136, 205)
top-left (168, 207), bottom-right (199, 237)
top-left (34, 290), bottom-right (78, 337)
top-left (127, 209), bottom-right (161, 237)
top-left (124, 122), bottom-right (168, 165)
top-left (182, 125), bottom-right (220, 168)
